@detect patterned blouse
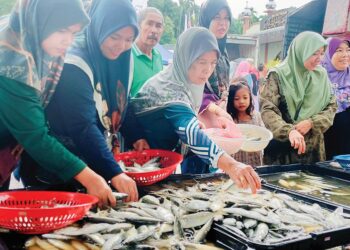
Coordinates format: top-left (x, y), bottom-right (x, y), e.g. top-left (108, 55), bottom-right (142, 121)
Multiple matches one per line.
top-left (259, 72), bottom-right (337, 164)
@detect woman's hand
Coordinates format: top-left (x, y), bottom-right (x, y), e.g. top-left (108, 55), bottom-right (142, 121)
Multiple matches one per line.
top-left (218, 154), bottom-right (261, 194)
top-left (133, 139), bottom-right (150, 152)
top-left (208, 103), bottom-right (233, 121)
top-left (75, 167), bottom-right (116, 208)
top-left (294, 119), bottom-right (312, 135)
top-left (111, 173), bottom-right (139, 202)
top-left (289, 129), bottom-right (306, 154)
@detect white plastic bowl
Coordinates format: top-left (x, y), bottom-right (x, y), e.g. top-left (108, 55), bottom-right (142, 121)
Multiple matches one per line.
top-left (203, 128), bottom-right (244, 154)
top-left (237, 124), bottom-right (273, 152)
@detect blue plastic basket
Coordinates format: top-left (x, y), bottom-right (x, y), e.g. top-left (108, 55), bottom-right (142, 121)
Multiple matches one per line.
top-left (334, 155), bottom-right (350, 171)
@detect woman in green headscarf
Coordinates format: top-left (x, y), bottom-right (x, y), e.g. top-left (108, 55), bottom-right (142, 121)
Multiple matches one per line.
top-left (260, 31), bottom-right (337, 165)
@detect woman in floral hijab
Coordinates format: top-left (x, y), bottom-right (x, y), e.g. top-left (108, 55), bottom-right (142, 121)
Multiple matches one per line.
top-left (132, 27), bottom-right (261, 193)
top-left (21, 0), bottom-right (147, 202)
top-left (0, 0), bottom-right (117, 207)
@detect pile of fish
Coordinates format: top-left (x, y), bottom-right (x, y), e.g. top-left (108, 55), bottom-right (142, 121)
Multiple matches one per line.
top-left (118, 157), bottom-right (163, 173)
top-left (277, 172), bottom-right (350, 196)
top-left (24, 178), bottom-right (350, 249)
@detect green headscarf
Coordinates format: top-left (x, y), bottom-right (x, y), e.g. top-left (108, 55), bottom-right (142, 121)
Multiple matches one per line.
top-left (271, 31), bottom-right (332, 122)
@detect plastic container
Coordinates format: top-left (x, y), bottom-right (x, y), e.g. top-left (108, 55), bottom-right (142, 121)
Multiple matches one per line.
top-left (333, 154), bottom-right (350, 171)
top-left (203, 128), bottom-right (244, 154)
top-left (0, 191), bottom-right (98, 234)
top-left (237, 124), bottom-right (273, 152)
top-left (114, 149), bottom-right (183, 186)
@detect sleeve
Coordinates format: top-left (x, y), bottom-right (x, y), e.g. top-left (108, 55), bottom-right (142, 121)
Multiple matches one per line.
top-left (259, 72), bottom-right (293, 141)
top-left (310, 95), bottom-right (337, 134)
top-left (0, 77), bottom-right (86, 182)
top-left (163, 105), bottom-right (224, 167)
top-left (47, 65), bottom-right (122, 181)
top-left (119, 104), bottom-right (145, 147)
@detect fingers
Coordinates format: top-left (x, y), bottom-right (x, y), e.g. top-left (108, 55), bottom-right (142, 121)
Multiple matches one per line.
top-left (298, 138), bottom-right (306, 154)
top-left (124, 183), bottom-right (138, 202)
top-left (129, 185), bottom-right (139, 202)
top-left (245, 172), bottom-right (257, 194)
top-left (230, 165), bottom-right (261, 194)
top-left (250, 169), bottom-right (262, 190)
top-left (107, 191), bottom-right (117, 207)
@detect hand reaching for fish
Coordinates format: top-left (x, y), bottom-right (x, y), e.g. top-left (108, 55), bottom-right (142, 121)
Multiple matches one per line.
top-left (75, 167), bottom-right (116, 208)
top-left (111, 173), bottom-right (139, 202)
top-left (218, 154), bottom-right (261, 194)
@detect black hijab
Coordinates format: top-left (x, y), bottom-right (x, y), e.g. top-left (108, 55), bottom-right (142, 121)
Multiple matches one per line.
top-left (199, 0), bottom-right (232, 98)
top-left (69, 0), bottom-right (138, 133)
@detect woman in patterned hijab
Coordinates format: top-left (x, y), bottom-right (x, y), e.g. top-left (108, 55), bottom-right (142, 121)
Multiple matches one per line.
top-left (132, 27), bottom-right (261, 193)
top-left (23, 0), bottom-right (145, 202)
top-left (0, 0), bottom-right (118, 207)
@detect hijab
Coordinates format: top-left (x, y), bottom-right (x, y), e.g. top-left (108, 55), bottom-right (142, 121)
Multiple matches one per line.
top-left (199, 0), bottom-right (231, 98)
top-left (234, 61), bottom-right (251, 77)
top-left (132, 27), bottom-right (220, 115)
top-left (271, 31), bottom-right (332, 122)
top-left (321, 37), bottom-right (350, 112)
top-left (68, 0), bottom-right (138, 132)
top-left (0, 0), bottom-right (89, 107)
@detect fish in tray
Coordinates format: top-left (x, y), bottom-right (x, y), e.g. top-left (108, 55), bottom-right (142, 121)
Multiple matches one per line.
top-left (118, 157), bottom-right (163, 173)
top-left (24, 178), bottom-right (350, 249)
top-left (276, 172), bottom-right (350, 198)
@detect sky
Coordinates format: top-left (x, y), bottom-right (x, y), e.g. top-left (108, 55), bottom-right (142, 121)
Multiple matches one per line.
top-left (194, 0), bottom-right (313, 18)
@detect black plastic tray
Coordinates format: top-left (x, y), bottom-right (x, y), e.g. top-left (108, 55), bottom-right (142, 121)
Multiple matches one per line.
top-left (257, 163), bottom-right (350, 179)
top-left (316, 160), bottom-right (350, 173)
top-left (214, 183), bottom-right (350, 249)
top-left (214, 223), bottom-right (313, 250)
top-left (142, 173), bottom-right (350, 249)
top-left (256, 164), bottom-right (350, 210)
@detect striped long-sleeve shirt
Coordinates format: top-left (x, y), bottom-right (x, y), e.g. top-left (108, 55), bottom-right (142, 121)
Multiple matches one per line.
top-left (137, 104), bottom-right (224, 168)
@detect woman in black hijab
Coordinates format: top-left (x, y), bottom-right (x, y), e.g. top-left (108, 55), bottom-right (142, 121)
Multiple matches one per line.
top-left (199, 0), bottom-right (232, 111)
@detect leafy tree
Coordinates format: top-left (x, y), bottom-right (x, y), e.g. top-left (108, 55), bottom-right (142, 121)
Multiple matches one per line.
top-left (160, 15), bottom-right (176, 44)
top-left (229, 18), bottom-right (243, 34)
top-left (0, 0), bottom-right (15, 17)
top-left (148, 0), bottom-right (181, 42)
top-left (148, 0), bottom-right (201, 42)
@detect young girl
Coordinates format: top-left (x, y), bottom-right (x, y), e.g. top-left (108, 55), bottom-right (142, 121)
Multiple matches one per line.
top-left (227, 78), bottom-right (265, 167)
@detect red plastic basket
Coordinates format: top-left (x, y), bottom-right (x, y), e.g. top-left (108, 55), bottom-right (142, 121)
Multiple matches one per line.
top-left (0, 191), bottom-right (98, 234)
top-left (114, 149), bottom-right (183, 186)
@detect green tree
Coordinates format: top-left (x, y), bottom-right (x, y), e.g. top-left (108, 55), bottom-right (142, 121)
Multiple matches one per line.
top-left (0, 0), bottom-right (15, 17)
top-left (160, 15), bottom-right (175, 44)
top-left (229, 18), bottom-right (243, 34)
top-left (148, 0), bottom-right (200, 42)
top-left (178, 0), bottom-right (197, 36)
